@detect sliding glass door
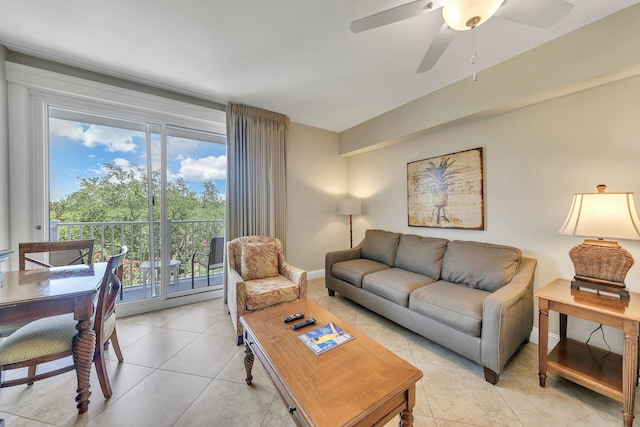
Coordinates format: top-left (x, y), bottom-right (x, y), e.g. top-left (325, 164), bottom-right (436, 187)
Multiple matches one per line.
top-left (48, 108), bottom-right (226, 305)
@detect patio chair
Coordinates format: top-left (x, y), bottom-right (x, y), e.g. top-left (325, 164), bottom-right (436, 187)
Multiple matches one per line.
top-left (18, 240), bottom-right (95, 270)
top-left (0, 246), bottom-right (127, 398)
top-left (191, 237), bottom-right (224, 288)
top-left (227, 236), bottom-right (307, 345)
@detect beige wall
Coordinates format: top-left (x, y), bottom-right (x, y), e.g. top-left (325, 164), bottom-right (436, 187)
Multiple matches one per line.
top-left (344, 71), bottom-right (640, 352)
top-left (286, 122), bottom-right (347, 274)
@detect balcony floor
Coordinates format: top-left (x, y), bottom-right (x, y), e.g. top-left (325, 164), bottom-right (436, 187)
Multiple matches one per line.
top-left (119, 273), bottom-right (223, 303)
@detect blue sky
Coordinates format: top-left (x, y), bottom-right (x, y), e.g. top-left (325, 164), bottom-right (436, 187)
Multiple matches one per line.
top-left (49, 118), bottom-right (227, 202)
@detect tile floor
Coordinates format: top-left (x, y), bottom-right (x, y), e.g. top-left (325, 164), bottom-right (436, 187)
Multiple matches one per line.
top-left (0, 278), bottom-right (636, 426)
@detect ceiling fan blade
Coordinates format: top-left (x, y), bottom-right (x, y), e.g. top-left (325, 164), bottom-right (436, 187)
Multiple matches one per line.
top-left (350, 0), bottom-right (444, 33)
top-left (494, 0), bottom-right (574, 29)
top-left (417, 23), bottom-right (456, 73)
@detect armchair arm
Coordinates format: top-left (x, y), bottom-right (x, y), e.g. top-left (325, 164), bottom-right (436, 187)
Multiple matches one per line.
top-left (281, 261), bottom-right (308, 300)
top-left (226, 262), bottom-right (247, 339)
top-left (481, 257), bottom-right (537, 375)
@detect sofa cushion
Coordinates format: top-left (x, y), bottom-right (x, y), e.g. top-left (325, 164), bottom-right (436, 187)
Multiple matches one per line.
top-left (441, 241), bottom-right (521, 292)
top-left (244, 275), bottom-right (299, 310)
top-left (361, 229), bottom-right (401, 266)
top-left (363, 268), bottom-right (436, 306)
top-left (240, 242), bottom-right (279, 280)
top-left (395, 234), bottom-right (449, 280)
top-left (332, 259), bottom-right (390, 288)
top-left (409, 281), bottom-right (489, 337)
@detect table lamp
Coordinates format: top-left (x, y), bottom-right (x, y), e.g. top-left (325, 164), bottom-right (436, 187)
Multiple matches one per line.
top-left (339, 198), bottom-right (361, 248)
top-left (558, 185), bottom-right (640, 299)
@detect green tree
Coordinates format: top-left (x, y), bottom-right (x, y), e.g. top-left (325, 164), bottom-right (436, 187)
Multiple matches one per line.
top-left (50, 162), bottom-right (225, 281)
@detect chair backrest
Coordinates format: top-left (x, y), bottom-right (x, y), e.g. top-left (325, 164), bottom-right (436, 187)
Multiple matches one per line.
top-left (18, 240), bottom-right (95, 270)
top-left (227, 235), bottom-right (285, 272)
top-left (207, 237), bottom-right (225, 267)
top-left (93, 246), bottom-right (127, 347)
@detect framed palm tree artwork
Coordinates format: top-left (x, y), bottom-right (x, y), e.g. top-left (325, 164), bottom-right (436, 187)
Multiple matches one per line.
top-left (407, 147), bottom-right (484, 229)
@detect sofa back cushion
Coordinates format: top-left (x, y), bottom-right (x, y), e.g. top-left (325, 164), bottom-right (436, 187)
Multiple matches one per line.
top-left (441, 240), bottom-right (521, 292)
top-left (361, 229), bottom-right (402, 266)
top-left (395, 234), bottom-right (449, 279)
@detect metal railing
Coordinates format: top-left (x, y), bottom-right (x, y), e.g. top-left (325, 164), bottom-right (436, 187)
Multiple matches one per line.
top-left (50, 219), bottom-right (224, 298)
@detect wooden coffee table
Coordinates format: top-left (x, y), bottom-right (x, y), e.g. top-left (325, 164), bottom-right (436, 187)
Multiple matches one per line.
top-left (240, 299), bottom-right (423, 426)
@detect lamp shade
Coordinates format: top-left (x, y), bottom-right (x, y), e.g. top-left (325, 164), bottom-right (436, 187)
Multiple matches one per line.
top-left (339, 198), bottom-right (361, 216)
top-left (558, 190), bottom-right (640, 241)
top-left (442, 0), bottom-right (502, 31)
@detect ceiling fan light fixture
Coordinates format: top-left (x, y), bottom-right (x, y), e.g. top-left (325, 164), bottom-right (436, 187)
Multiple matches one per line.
top-left (442, 0), bottom-right (503, 31)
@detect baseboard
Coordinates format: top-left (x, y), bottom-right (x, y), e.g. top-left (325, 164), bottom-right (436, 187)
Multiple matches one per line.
top-left (529, 326), bottom-right (560, 349)
top-left (307, 269), bottom-right (324, 280)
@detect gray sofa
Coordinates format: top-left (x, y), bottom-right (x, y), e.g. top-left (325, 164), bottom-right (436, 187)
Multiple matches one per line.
top-left (325, 229), bottom-right (537, 384)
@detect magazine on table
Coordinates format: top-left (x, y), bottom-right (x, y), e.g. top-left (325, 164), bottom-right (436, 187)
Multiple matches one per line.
top-left (297, 322), bottom-right (354, 355)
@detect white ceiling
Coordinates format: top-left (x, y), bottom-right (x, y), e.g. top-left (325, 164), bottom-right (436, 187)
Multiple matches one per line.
top-left (0, 0), bottom-right (637, 132)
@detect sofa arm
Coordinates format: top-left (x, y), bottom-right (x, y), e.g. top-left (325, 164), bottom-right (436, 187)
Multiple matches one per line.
top-left (325, 243), bottom-right (363, 277)
top-left (481, 257), bottom-right (537, 375)
top-left (281, 261), bottom-right (308, 300)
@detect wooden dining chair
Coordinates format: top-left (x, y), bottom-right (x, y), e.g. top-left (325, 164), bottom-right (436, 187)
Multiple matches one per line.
top-left (18, 240), bottom-right (95, 270)
top-left (0, 246), bottom-right (127, 399)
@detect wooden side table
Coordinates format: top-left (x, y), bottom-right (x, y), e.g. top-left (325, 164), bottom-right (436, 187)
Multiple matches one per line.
top-left (536, 279), bottom-right (640, 427)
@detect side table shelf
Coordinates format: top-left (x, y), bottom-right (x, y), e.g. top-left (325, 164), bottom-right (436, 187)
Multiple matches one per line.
top-left (548, 338), bottom-right (622, 401)
top-left (536, 278), bottom-right (640, 427)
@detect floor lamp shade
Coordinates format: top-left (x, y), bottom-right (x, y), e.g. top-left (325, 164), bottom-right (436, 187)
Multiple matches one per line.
top-left (339, 199), bottom-right (361, 216)
top-left (558, 185), bottom-right (640, 298)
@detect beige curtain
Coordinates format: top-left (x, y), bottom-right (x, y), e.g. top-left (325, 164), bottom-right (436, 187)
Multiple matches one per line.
top-left (224, 102), bottom-right (289, 300)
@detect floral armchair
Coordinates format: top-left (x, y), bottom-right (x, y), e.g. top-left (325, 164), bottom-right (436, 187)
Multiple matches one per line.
top-left (227, 236), bottom-right (307, 345)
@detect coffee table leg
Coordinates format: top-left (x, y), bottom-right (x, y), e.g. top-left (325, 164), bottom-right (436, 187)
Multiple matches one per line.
top-left (244, 342), bottom-right (254, 385)
top-left (398, 384), bottom-right (416, 426)
top-left (398, 407), bottom-right (414, 426)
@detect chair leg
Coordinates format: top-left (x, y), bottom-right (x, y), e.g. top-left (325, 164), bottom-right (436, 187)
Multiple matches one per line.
top-left (27, 364), bottom-right (36, 386)
top-left (191, 259), bottom-right (196, 289)
top-left (110, 329), bottom-right (124, 362)
top-left (94, 345), bottom-right (113, 398)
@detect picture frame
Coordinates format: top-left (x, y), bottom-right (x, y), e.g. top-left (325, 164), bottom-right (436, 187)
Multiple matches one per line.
top-left (407, 147), bottom-right (484, 229)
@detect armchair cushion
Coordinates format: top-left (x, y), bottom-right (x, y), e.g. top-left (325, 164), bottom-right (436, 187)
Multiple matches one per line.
top-left (240, 242), bottom-right (279, 280)
top-left (245, 275), bottom-right (300, 311)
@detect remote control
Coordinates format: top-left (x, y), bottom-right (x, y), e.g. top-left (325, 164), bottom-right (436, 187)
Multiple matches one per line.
top-left (291, 318), bottom-right (316, 330)
top-left (283, 313), bottom-right (305, 323)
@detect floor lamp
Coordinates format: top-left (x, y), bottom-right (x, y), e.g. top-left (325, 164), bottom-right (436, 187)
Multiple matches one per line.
top-left (339, 198), bottom-right (361, 248)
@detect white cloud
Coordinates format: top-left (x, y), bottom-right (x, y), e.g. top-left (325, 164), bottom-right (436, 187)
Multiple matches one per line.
top-left (50, 118), bottom-right (84, 140)
top-left (50, 118), bottom-right (138, 153)
top-left (178, 155), bottom-right (226, 181)
top-left (82, 125), bottom-right (138, 153)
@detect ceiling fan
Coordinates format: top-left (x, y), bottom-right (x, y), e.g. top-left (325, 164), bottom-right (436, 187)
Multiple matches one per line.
top-left (350, 0), bottom-right (575, 72)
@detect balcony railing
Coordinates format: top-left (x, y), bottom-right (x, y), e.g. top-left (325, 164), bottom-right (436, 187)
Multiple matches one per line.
top-left (50, 219), bottom-right (224, 301)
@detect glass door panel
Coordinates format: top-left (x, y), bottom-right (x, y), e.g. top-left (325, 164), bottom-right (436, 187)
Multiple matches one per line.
top-left (48, 107), bottom-right (161, 302)
top-left (165, 126), bottom-right (226, 297)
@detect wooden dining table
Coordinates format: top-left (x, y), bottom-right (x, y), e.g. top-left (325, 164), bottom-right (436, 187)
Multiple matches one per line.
top-left (0, 262), bottom-right (107, 414)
